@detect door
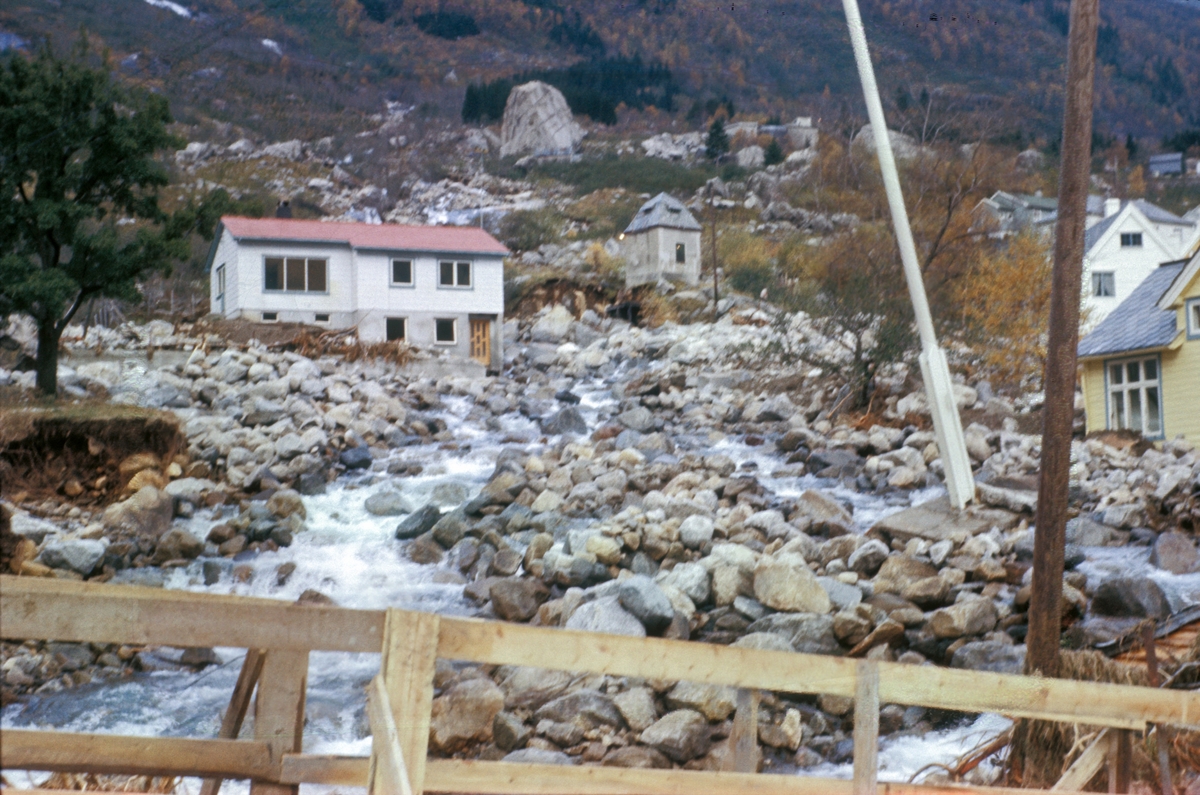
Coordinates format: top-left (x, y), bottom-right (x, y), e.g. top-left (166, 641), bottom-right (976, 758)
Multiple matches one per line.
top-left (469, 318), bottom-right (490, 366)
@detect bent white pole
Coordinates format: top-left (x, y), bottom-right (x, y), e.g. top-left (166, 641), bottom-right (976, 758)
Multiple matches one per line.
top-left (840, 0), bottom-right (976, 509)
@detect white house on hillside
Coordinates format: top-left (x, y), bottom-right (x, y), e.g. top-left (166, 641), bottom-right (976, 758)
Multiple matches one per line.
top-left (206, 217), bottom-right (509, 369)
top-left (621, 193), bottom-right (702, 288)
top-left (1082, 199), bottom-right (1200, 328)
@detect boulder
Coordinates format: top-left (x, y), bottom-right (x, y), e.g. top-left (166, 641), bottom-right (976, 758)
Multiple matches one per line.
top-left (493, 711), bottom-right (532, 751)
top-left (1149, 531), bottom-right (1198, 575)
top-left (535, 690), bottom-right (623, 730)
top-left (565, 595), bottom-right (646, 637)
top-left (753, 553), bottom-right (832, 614)
top-left (1091, 577), bottom-right (1170, 619)
top-left (679, 515), bottom-right (715, 549)
top-left (847, 539), bottom-right (889, 575)
top-left (102, 486), bottom-right (173, 537)
top-left (39, 538), bottom-right (105, 575)
top-left (541, 407), bottom-right (588, 436)
top-left (339, 446), bottom-right (373, 470)
top-left (872, 555), bottom-right (938, 595)
top-left (951, 641), bottom-right (1026, 674)
top-left (731, 632), bottom-right (795, 653)
top-left (267, 489), bottom-right (306, 519)
top-left (502, 748), bottom-right (577, 765)
top-left (659, 562), bottom-right (711, 605)
top-left (928, 597), bottom-right (999, 639)
top-left (499, 666), bottom-right (573, 710)
top-left (150, 528), bottom-right (204, 563)
top-left (640, 710), bottom-right (711, 762)
top-left (365, 490), bottom-right (415, 516)
top-left (793, 490), bottom-right (853, 534)
top-left (617, 406), bottom-right (655, 433)
top-left (602, 746), bottom-right (672, 768)
top-left (499, 81), bottom-right (585, 158)
top-left (665, 681), bottom-right (737, 721)
top-left (736, 145), bottom-right (765, 169)
top-left (618, 575), bottom-right (676, 633)
top-left (613, 687), bottom-right (659, 732)
top-left (429, 679), bottom-right (505, 753)
top-left (491, 577), bottom-right (549, 622)
top-left (745, 613), bottom-right (840, 655)
top-left (396, 504), bottom-right (442, 540)
top-left (530, 305), bottom-right (575, 343)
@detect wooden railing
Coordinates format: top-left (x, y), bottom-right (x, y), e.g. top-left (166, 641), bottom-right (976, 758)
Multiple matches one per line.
top-left (1, 576), bottom-right (1196, 795)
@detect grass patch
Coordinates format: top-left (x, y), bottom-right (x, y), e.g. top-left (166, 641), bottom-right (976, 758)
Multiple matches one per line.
top-left (565, 189), bottom-right (644, 240)
top-left (530, 156), bottom-right (745, 197)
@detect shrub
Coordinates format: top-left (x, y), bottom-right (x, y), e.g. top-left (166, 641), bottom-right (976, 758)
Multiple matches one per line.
top-left (497, 208), bottom-right (562, 253)
top-left (764, 137), bottom-right (785, 166)
top-left (414, 11), bottom-right (479, 40)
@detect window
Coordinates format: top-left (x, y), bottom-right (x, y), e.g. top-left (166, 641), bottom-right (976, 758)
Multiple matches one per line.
top-left (435, 318), bottom-right (456, 344)
top-left (264, 257), bottom-right (327, 292)
top-left (262, 312), bottom-right (278, 322)
top-left (1092, 272), bottom-right (1115, 297)
top-left (386, 317), bottom-right (406, 341)
top-left (439, 260), bottom-right (471, 287)
top-left (675, 243), bottom-right (686, 264)
top-left (1187, 298), bottom-right (1200, 340)
top-left (1107, 356), bottom-right (1162, 437)
top-left (1119, 232), bottom-right (1143, 247)
top-left (215, 265), bottom-right (225, 314)
top-left (392, 259), bottom-right (413, 285)
top-left (315, 313), bottom-right (330, 322)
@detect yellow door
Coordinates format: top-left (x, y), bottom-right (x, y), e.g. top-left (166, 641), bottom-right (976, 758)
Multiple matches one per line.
top-left (469, 318), bottom-right (490, 366)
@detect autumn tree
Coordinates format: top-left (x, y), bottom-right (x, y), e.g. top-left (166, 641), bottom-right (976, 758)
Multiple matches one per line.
top-left (0, 45), bottom-right (217, 396)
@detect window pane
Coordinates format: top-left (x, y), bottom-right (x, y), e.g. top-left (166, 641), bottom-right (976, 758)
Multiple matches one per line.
top-left (1143, 358), bottom-right (1157, 380)
top-left (1146, 387), bottom-right (1161, 435)
top-left (386, 318), bottom-right (406, 341)
top-left (457, 261), bottom-right (471, 286)
top-left (1109, 364), bottom-right (1122, 385)
top-left (1129, 389), bottom-right (1142, 432)
top-left (286, 258), bottom-right (306, 291)
top-left (307, 259), bottom-right (327, 292)
top-left (1127, 362), bottom-right (1140, 384)
top-left (393, 260), bottom-right (412, 284)
top-left (676, 243), bottom-right (686, 264)
top-left (264, 258), bottom-right (283, 290)
top-left (1192, 304), bottom-right (1200, 333)
top-left (436, 319), bottom-right (455, 342)
top-left (440, 261), bottom-right (454, 285)
top-left (1112, 391), bottom-right (1125, 429)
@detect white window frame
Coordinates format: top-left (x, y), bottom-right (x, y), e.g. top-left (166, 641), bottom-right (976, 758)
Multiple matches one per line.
top-left (1092, 271), bottom-right (1115, 297)
top-left (434, 318), bottom-right (457, 345)
top-left (1187, 297), bottom-right (1200, 340)
top-left (262, 311), bottom-right (278, 322)
top-left (1105, 354), bottom-right (1164, 438)
top-left (438, 260), bottom-right (473, 289)
top-left (386, 317), bottom-right (407, 342)
top-left (263, 256), bottom-right (329, 294)
top-left (1119, 232), bottom-right (1143, 248)
top-left (391, 258), bottom-right (414, 287)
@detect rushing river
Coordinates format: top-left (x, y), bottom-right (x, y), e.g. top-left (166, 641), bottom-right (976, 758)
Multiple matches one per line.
top-left (5, 372), bottom-right (1197, 792)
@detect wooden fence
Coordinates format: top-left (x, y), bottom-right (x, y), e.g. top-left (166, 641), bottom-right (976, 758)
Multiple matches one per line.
top-left (1, 575), bottom-right (1196, 795)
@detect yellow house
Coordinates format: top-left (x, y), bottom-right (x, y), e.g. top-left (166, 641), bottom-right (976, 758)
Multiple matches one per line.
top-left (1079, 251), bottom-right (1200, 443)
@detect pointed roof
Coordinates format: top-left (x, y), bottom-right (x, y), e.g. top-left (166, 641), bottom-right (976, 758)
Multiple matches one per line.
top-left (1078, 261), bottom-right (1186, 358)
top-left (624, 193), bottom-right (702, 234)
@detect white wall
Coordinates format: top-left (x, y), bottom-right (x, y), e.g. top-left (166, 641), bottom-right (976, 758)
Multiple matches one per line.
top-left (623, 228), bottom-right (702, 287)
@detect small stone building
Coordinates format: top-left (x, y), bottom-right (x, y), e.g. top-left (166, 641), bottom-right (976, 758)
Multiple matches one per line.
top-left (621, 193), bottom-right (702, 288)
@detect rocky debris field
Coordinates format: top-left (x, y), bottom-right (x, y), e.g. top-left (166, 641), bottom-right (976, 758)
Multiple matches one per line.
top-left (2, 304), bottom-right (1199, 776)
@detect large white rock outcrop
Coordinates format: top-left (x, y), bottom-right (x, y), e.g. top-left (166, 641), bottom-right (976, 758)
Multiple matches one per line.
top-left (500, 81), bottom-right (584, 158)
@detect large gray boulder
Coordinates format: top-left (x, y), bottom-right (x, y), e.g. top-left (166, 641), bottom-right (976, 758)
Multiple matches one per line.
top-left (618, 575), bottom-right (675, 633)
top-left (1091, 577), bottom-right (1170, 619)
top-left (39, 538), bottom-right (106, 575)
top-left (429, 679), bottom-right (505, 753)
top-left (499, 81), bottom-right (584, 158)
top-left (395, 504), bottom-right (442, 540)
top-left (639, 709), bottom-right (711, 762)
top-left (565, 595), bottom-right (646, 637)
top-left (753, 553), bottom-right (832, 614)
top-left (102, 486), bottom-right (174, 537)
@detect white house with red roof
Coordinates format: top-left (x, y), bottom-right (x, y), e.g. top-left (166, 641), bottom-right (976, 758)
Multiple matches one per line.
top-left (206, 216), bottom-right (509, 369)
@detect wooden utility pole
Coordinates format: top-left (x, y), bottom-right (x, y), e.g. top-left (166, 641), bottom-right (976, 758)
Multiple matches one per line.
top-left (1026, 0), bottom-right (1100, 679)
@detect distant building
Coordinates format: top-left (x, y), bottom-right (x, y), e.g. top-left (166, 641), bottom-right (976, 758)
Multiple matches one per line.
top-left (1078, 252), bottom-right (1200, 443)
top-left (206, 216), bottom-right (509, 369)
top-left (621, 193), bottom-right (702, 288)
top-left (1148, 152), bottom-right (1185, 177)
top-left (974, 190), bottom-right (1106, 237)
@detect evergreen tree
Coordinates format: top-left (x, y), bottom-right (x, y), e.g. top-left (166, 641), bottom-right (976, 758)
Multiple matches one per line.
top-left (705, 118), bottom-right (730, 160)
top-left (763, 137), bottom-right (785, 166)
top-left (0, 45), bottom-right (217, 396)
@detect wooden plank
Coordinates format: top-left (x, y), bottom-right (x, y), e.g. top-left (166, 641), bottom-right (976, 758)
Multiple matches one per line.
top-left (0, 730), bottom-right (273, 778)
top-left (435, 614), bottom-right (1198, 729)
top-left (250, 650), bottom-right (308, 795)
top-left (854, 660), bottom-right (880, 795)
top-left (1052, 729), bottom-right (1108, 792)
top-left (368, 675), bottom-right (414, 795)
top-left (729, 688), bottom-right (760, 773)
top-left (279, 754), bottom-right (370, 786)
top-left (0, 576), bottom-right (384, 652)
top-left (201, 648), bottom-right (266, 795)
top-left (1108, 729), bottom-right (1132, 794)
top-left (382, 609), bottom-right (439, 795)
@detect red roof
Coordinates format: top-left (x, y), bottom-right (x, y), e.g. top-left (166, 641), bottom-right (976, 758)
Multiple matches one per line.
top-left (219, 216), bottom-right (508, 255)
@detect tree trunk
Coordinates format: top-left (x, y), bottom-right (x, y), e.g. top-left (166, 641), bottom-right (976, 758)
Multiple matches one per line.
top-left (35, 319), bottom-right (61, 398)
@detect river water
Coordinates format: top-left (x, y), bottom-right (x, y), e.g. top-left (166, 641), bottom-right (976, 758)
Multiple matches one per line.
top-left (5, 372), bottom-right (1196, 792)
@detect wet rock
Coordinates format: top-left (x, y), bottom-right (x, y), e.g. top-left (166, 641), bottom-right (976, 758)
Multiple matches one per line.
top-left (267, 489), bottom-right (306, 519)
top-left (541, 407), bottom-right (588, 436)
top-left (432, 510), bottom-right (470, 548)
top-left (103, 486), bottom-right (173, 537)
top-left (928, 597), bottom-right (999, 639)
top-left (618, 575), bottom-right (675, 633)
top-left (365, 490), bottom-right (414, 516)
top-left (429, 678), bottom-right (505, 753)
top-left (295, 472), bottom-right (327, 496)
top-left (613, 687), bottom-right (659, 732)
top-left (535, 690), bottom-right (623, 730)
top-left (1149, 531), bottom-right (1198, 575)
top-left (407, 534), bottom-right (445, 564)
top-left (565, 595), bottom-right (646, 637)
top-left (617, 406), bottom-right (655, 433)
top-left (1091, 577), bottom-right (1170, 619)
top-left (40, 538), bottom-right (105, 575)
top-left (753, 553), bottom-right (832, 614)
top-left (665, 681), bottom-right (736, 721)
top-left (640, 709), bottom-right (711, 762)
top-left (150, 528), bottom-right (204, 564)
top-left (1065, 516), bottom-right (1114, 547)
top-left (396, 504), bottom-right (443, 540)
top-left (491, 577), bottom-right (549, 622)
top-left (339, 446), bottom-right (373, 470)
top-left (805, 451), bottom-right (863, 481)
top-left (951, 641), bottom-right (1026, 674)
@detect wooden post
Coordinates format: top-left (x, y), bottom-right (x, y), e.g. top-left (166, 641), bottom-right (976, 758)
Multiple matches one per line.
top-left (1142, 625), bottom-right (1175, 795)
top-left (368, 675), bottom-right (414, 795)
top-left (1026, 0), bottom-right (1100, 679)
top-left (1052, 728), bottom-right (1109, 791)
top-left (1108, 729), bottom-right (1132, 794)
top-left (728, 688), bottom-right (760, 773)
top-left (380, 609), bottom-right (439, 795)
top-left (250, 650), bottom-right (309, 795)
top-left (201, 648), bottom-right (266, 795)
top-left (853, 660), bottom-right (879, 795)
